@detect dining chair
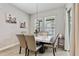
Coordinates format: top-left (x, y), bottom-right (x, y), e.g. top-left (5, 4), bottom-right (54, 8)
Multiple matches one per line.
top-left (42, 32), bottom-right (48, 36)
top-left (38, 31), bottom-right (48, 36)
top-left (58, 33), bottom-right (64, 49)
top-left (16, 34), bottom-right (28, 56)
top-left (52, 33), bottom-right (59, 56)
top-left (44, 33), bottom-right (59, 56)
top-left (25, 35), bottom-right (42, 56)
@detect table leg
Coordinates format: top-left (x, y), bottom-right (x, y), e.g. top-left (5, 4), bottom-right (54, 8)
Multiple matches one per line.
top-left (39, 42), bottom-right (45, 53)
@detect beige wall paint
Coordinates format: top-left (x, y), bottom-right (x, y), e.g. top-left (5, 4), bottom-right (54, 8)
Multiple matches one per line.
top-left (70, 3), bottom-right (79, 56)
top-left (74, 4), bottom-right (79, 55)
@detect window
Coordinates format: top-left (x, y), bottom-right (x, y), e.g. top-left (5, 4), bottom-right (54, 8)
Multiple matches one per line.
top-left (35, 16), bottom-right (55, 36)
top-left (44, 16), bottom-right (55, 36)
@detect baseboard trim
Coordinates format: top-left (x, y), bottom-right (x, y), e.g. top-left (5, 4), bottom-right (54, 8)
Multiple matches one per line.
top-left (0, 42), bottom-right (19, 51)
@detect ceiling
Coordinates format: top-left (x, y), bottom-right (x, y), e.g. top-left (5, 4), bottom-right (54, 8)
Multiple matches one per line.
top-left (11, 3), bottom-right (65, 14)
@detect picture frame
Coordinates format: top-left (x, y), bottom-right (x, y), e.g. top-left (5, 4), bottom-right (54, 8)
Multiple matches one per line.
top-left (6, 14), bottom-right (17, 24)
top-left (20, 22), bottom-right (26, 28)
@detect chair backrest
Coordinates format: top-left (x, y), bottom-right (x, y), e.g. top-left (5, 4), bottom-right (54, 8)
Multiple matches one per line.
top-left (38, 31), bottom-right (48, 36)
top-left (58, 33), bottom-right (64, 39)
top-left (16, 34), bottom-right (27, 48)
top-left (25, 35), bottom-right (36, 51)
top-left (53, 33), bottom-right (60, 47)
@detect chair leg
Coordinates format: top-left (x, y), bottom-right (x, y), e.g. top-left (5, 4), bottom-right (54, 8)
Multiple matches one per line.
top-left (58, 38), bottom-right (59, 48)
top-left (19, 46), bottom-right (21, 54)
top-left (53, 48), bottom-right (55, 56)
top-left (35, 51), bottom-right (37, 56)
top-left (25, 48), bottom-right (27, 56)
top-left (55, 48), bottom-right (56, 52)
top-left (27, 49), bottom-right (29, 56)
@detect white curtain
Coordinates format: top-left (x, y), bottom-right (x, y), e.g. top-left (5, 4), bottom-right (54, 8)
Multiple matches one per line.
top-left (65, 9), bottom-right (70, 50)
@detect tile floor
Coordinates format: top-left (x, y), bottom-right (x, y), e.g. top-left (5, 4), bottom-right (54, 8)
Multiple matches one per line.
top-left (0, 45), bottom-right (70, 56)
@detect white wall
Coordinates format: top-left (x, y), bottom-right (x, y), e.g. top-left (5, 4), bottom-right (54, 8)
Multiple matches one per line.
top-left (30, 7), bottom-right (65, 36)
top-left (0, 3), bottom-right (30, 50)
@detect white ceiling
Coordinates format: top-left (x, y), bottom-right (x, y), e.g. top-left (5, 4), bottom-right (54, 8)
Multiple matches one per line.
top-left (11, 3), bottom-right (65, 14)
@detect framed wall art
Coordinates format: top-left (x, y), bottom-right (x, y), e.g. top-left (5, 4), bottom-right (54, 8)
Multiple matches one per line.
top-left (6, 14), bottom-right (17, 24)
top-left (20, 22), bottom-right (26, 28)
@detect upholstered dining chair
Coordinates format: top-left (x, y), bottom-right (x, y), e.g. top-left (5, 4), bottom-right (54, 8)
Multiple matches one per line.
top-left (25, 35), bottom-right (42, 56)
top-left (16, 34), bottom-right (28, 56)
top-left (38, 31), bottom-right (48, 36)
top-left (57, 33), bottom-right (64, 49)
top-left (44, 33), bottom-right (59, 56)
top-left (52, 33), bottom-right (59, 56)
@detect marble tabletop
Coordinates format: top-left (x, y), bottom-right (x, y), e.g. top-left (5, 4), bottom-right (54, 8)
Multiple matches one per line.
top-left (35, 36), bottom-right (53, 43)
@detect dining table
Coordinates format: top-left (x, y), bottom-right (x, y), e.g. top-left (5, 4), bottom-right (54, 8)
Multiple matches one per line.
top-left (35, 36), bottom-right (53, 43)
top-left (35, 36), bottom-right (53, 53)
